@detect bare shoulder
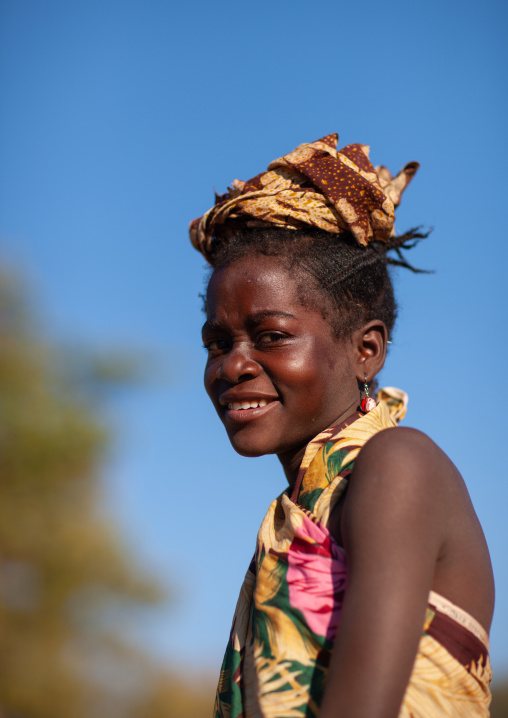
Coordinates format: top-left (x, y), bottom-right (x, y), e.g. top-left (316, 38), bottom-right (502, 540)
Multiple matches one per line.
top-left (356, 425), bottom-right (459, 485)
top-left (346, 426), bottom-right (465, 521)
top-left (346, 425), bottom-right (480, 555)
top-left (343, 425), bottom-right (495, 631)
top-left (343, 426), bottom-right (454, 552)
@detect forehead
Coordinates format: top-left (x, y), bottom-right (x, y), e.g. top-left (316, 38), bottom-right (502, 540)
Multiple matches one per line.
top-left (206, 255), bottom-right (302, 318)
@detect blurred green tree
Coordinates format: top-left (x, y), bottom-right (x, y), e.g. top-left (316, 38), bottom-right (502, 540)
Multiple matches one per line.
top-left (491, 679), bottom-right (508, 718)
top-left (0, 270), bottom-right (213, 717)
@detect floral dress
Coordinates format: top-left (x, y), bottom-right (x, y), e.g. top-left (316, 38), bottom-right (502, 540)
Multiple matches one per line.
top-left (213, 391), bottom-right (492, 718)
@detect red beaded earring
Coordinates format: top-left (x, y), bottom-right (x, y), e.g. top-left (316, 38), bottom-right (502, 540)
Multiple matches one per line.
top-left (361, 373), bottom-right (376, 413)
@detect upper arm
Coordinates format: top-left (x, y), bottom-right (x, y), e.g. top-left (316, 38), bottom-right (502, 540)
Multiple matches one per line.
top-left (320, 427), bottom-right (453, 718)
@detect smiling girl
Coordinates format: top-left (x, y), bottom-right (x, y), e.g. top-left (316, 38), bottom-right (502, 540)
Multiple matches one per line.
top-left (190, 134), bottom-right (494, 718)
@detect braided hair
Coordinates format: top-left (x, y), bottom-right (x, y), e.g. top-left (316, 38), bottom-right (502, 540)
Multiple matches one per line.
top-left (206, 227), bottom-right (429, 341)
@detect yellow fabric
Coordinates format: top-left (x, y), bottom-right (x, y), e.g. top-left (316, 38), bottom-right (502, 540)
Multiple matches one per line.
top-left (190, 133), bottom-right (419, 262)
top-left (213, 393), bottom-right (492, 717)
top-left (401, 635), bottom-right (492, 717)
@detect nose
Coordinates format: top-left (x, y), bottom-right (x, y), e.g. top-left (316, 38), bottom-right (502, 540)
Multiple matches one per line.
top-left (216, 343), bottom-right (261, 383)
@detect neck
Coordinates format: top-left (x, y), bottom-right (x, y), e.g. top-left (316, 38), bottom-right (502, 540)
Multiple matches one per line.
top-left (277, 399), bottom-right (360, 488)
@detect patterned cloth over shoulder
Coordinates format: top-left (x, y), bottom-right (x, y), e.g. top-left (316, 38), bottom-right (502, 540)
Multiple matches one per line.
top-left (213, 390), bottom-right (492, 718)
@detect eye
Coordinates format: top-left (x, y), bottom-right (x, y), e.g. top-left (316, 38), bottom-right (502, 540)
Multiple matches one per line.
top-left (255, 331), bottom-right (289, 347)
top-left (203, 338), bottom-right (230, 355)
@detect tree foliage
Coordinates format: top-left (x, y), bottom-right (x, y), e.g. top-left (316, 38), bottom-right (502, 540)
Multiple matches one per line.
top-left (491, 679), bottom-right (508, 718)
top-left (0, 270), bottom-right (213, 717)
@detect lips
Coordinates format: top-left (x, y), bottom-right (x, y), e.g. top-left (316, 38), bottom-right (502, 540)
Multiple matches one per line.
top-left (220, 396), bottom-right (279, 424)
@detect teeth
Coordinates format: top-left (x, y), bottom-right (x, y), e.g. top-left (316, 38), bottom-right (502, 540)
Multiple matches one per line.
top-left (228, 399), bottom-right (269, 411)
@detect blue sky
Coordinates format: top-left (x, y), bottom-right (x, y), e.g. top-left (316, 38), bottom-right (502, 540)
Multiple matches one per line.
top-left (1, 0), bottom-right (507, 677)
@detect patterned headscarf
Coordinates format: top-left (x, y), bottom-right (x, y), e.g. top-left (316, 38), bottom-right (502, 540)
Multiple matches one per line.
top-left (189, 133), bottom-right (419, 263)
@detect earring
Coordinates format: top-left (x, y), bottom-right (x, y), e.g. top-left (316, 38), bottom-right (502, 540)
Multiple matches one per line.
top-left (361, 373), bottom-right (376, 413)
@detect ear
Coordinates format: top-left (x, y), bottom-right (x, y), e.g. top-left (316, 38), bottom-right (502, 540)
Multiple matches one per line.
top-left (351, 319), bottom-right (388, 384)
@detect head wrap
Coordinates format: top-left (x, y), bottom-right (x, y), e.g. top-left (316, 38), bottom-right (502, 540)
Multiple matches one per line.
top-left (189, 133), bottom-right (419, 263)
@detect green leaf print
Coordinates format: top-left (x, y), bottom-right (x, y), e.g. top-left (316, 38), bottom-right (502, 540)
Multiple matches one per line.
top-left (298, 488), bottom-right (323, 513)
top-left (324, 446), bottom-right (352, 483)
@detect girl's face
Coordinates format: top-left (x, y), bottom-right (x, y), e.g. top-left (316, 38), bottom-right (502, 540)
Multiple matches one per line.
top-left (203, 254), bottom-right (360, 463)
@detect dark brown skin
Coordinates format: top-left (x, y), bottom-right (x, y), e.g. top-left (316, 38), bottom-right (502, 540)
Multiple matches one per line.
top-left (203, 255), bottom-right (362, 470)
top-left (322, 430), bottom-right (494, 718)
top-left (203, 254), bottom-right (495, 718)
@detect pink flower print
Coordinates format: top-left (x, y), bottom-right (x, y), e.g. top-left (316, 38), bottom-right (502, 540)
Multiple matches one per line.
top-left (286, 514), bottom-right (347, 641)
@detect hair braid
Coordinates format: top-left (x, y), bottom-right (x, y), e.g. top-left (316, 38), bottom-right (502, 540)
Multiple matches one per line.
top-left (207, 226), bottom-right (429, 341)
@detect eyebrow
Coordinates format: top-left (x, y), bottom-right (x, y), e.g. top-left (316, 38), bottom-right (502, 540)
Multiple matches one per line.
top-left (201, 311), bottom-right (296, 335)
top-left (201, 319), bottom-right (224, 334)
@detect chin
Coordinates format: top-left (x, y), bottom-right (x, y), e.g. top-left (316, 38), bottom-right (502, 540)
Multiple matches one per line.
top-left (229, 442), bottom-right (274, 458)
top-left (227, 431), bottom-right (277, 458)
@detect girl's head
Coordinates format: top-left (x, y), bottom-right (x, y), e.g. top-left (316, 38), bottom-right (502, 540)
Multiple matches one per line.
top-left (192, 133), bottom-right (423, 466)
top-left (202, 246), bottom-right (388, 464)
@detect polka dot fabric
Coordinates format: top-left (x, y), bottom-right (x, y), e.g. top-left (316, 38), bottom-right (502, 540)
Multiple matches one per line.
top-left (189, 133), bottom-right (419, 263)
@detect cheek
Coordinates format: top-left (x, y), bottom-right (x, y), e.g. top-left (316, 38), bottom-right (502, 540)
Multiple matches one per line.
top-left (286, 340), bottom-right (343, 385)
top-left (281, 354), bottom-right (312, 376)
top-left (292, 344), bottom-right (351, 404)
top-left (203, 362), bottom-right (218, 401)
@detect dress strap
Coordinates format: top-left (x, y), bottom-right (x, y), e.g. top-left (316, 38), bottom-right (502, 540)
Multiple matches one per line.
top-left (289, 412), bottom-right (362, 503)
top-left (428, 590), bottom-right (490, 648)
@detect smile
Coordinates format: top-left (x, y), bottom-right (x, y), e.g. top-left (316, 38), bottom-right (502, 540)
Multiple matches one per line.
top-left (224, 399), bottom-right (278, 424)
top-left (228, 399), bottom-right (269, 410)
